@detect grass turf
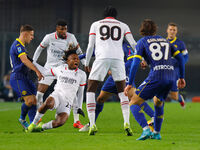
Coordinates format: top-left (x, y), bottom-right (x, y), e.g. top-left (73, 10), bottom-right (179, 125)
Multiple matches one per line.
top-left (0, 102), bottom-right (200, 150)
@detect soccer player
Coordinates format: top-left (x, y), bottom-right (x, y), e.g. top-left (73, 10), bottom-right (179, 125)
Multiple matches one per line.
top-left (27, 50), bottom-right (86, 132)
top-left (79, 41), bottom-right (154, 132)
top-left (33, 19), bottom-right (85, 128)
top-left (167, 23), bottom-right (188, 108)
top-left (9, 24), bottom-right (43, 129)
top-left (124, 19), bottom-right (186, 140)
top-left (85, 6), bottom-right (137, 136)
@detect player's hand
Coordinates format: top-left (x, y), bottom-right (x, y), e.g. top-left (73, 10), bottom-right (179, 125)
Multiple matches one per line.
top-left (140, 60), bottom-right (148, 70)
top-left (36, 71), bottom-right (44, 81)
top-left (85, 66), bottom-right (91, 73)
top-left (178, 78), bottom-right (186, 89)
top-left (124, 85), bottom-right (132, 96)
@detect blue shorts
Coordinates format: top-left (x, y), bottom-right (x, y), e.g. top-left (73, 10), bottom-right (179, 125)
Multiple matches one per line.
top-left (10, 78), bottom-right (36, 98)
top-left (135, 79), bottom-right (173, 101)
top-left (101, 76), bottom-right (118, 94)
top-left (101, 76), bottom-right (129, 94)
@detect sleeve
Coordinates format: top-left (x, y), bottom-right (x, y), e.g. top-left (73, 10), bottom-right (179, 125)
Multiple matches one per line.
top-left (180, 41), bottom-right (189, 63)
top-left (16, 45), bottom-right (27, 58)
top-left (33, 35), bottom-right (49, 62)
top-left (75, 85), bottom-right (85, 109)
top-left (80, 72), bottom-right (87, 86)
top-left (124, 24), bottom-right (137, 50)
top-left (85, 23), bottom-right (96, 66)
top-left (50, 66), bottom-right (59, 77)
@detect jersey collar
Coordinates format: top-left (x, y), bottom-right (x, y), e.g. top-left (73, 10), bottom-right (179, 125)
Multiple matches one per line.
top-left (167, 37), bottom-right (177, 44)
top-left (105, 17), bottom-right (115, 19)
top-left (16, 38), bottom-right (25, 47)
top-left (55, 32), bottom-right (67, 40)
top-left (65, 66), bottom-right (78, 72)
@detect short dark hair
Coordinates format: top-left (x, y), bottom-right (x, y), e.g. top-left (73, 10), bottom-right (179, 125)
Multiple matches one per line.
top-left (103, 6), bottom-right (118, 18)
top-left (63, 50), bottom-right (77, 61)
top-left (20, 24), bottom-right (34, 33)
top-left (168, 22), bottom-right (177, 27)
top-left (139, 19), bottom-right (157, 36)
top-left (56, 19), bottom-right (67, 26)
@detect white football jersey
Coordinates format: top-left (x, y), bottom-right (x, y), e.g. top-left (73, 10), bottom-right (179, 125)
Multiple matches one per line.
top-left (89, 17), bottom-right (133, 60)
top-left (33, 32), bottom-right (83, 69)
top-left (51, 64), bottom-right (86, 105)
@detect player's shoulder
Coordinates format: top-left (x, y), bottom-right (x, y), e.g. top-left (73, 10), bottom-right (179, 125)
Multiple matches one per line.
top-left (66, 32), bottom-right (75, 38)
top-left (176, 38), bottom-right (185, 45)
top-left (77, 69), bottom-right (86, 77)
top-left (44, 32), bottom-right (56, 39)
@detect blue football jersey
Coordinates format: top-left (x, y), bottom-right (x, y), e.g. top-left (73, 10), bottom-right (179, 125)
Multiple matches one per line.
top-left (10, 38), bottom-right (29, 79)
top-left (168, 37), bottom-right (188, 64)
top-left (135, 35), bottom-right (179, 81)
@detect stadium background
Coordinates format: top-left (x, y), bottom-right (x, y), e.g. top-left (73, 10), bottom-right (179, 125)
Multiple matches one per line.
top-left (0, 0), bottom-right (200, 101)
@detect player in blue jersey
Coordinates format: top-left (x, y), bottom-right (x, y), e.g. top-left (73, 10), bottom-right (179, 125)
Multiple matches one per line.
top-left (124, 19), bottom-right (186, 140)
top-left (9, 25), bottom-right (43, 129)
top-left (79, 41), bottom-right (155, 132)
top-left (166, 23), bottom-right (188, 108)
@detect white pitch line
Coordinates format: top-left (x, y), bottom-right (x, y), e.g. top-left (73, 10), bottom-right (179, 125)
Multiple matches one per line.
top-left (0, 108), bottom-right (19, 112)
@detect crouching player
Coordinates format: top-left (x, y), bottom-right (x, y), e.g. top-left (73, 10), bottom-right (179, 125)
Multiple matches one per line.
top-left (124, 19), bottom-right (186, 140)
top-left (26, 50), bottom-right (86, 132)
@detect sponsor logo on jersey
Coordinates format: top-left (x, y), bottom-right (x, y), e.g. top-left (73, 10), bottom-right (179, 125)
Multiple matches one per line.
top-left (22, 90), bottom-right (27, 95)
top-left (59, 76), bottom-right (77, 84)
top-left (153, 65), bottom-right (174, 71)
top-left (17, 47), bottom-right (22, 53)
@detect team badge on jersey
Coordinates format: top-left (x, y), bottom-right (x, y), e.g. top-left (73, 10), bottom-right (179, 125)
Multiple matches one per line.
top-left (22, 90), bottom-right (27, 95)
top-left (174, 45), bottom-right (178, 48)
top-left (17, 47), bottom-right (22, 53)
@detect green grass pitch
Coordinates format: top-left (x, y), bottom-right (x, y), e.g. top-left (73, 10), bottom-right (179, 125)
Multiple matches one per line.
top-left (0, 102), bottom-right (200, 150)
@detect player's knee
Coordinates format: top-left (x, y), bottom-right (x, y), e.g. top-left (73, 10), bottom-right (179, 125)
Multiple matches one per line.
top-left (97, 96), bottom-right (105, 103)
top-left (25, 97), bottom-right (36, 106)
top-left (44, 98), bottom-right (54, 109)
top-left (170, 93), bottom-right (178, 100)
top-left (154, 99), bottom-right (163, 107)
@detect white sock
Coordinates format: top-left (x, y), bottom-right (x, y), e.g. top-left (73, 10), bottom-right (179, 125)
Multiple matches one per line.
top-left (36, 91), bottom-right (44, 109)
top-left (42, 120), bottom-right (53, 130)
top-left (118, 92), bottom-right (130, 125)
top-left (143, 126), bottom-right (149, 130)
top-left (33, 111), bottom-right (44, 125)
top-left (86, 92), bottom-right (96, 127)
top-left (73, 113), bottom-right (79, 123)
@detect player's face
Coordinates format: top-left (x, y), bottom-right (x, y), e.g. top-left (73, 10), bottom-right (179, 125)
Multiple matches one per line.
top-left (67, 54), bottom-right (80, 70)
top-left (56, 25), bottom-right (67, 39)
top-left (25, 31), bottom-right (34, 44)
top-left (167, 26), bottom-right (177, 39)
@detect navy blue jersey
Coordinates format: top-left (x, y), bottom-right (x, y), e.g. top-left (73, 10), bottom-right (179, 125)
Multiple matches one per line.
top-left (135, 35), bottom-right (179, 81)
top-left (10, 38), bottom-right (29, 79)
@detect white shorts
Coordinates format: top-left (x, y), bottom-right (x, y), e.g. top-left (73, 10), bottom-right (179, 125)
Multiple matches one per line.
top-left (39, 74), bottom-right (56, 86)
top-left (89, 59), bottom-right (126, 82)
top-left (49, 91), bottom-right (72, 116)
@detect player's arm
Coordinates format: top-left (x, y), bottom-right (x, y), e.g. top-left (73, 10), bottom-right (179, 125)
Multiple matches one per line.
top-left (180, 41), bottom-right (189, 64)
top-left (19, 54), bottom-right (43, 81)
top-left (33, 35), bottom-right (49, 63)
top-left (124, 25), bottom-right (137, 51)
top-left (85, 23), bottom-right (96, 72)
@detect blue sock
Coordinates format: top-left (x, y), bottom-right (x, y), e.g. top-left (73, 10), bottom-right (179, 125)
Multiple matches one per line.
top-left (178, 94), bottom-right (183, 103)
top-left (140, 102), bottom-right (154, 118)
top-left (130, 104), bottom-right (148, 128)
top-left (28, 105), bottom-right (37, 123)
top-left (20, 103), bottom-right (31, 120)
top-left (154, 104), bottom-right (164, 132)
top-left (95, 102), bottom-right (104, 122)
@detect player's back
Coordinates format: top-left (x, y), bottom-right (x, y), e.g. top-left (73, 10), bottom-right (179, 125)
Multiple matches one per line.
top-left (90, 17), bottom-right (131, 61)
top-left (137, 35), bottom-right (176, 81)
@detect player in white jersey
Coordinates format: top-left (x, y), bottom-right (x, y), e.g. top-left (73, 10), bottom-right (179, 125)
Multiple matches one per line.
top-left (85, 6), bottom-right (137, 136)
top-left (27, 50), bottom-right (86, 132)
top-left (33, 20), bottom-right (85, 128)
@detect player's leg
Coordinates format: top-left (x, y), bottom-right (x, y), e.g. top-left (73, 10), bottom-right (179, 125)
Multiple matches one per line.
top-left (170, 91), bottom-right (185, 108)
top-left (86, 79), bottom-right (99, 135)
top-left (96, 90), bottom-right (113, 121)
top-left (72, 97), bottom-right (84, 129)
top-left (36, 83), bottom-right (49, 109)
top-left (151, 96), bottom-right (164, 140)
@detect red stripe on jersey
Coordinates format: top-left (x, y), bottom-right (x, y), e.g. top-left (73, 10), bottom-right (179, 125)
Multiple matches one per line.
top-left (55, 33), bottom-right (58, 39)
top-left (51, 68), bottom-right (55, 76)
top-left (80, 83), bottom-right (86, 86)
top-left (75, 68), bottom-right (78, 72)
top-left (124, 32), bottom-right (131, 36)
top-left (40, 44), bottom-right (45, 48)
top-left (89, 33), bottom-right (96, 35)
top-left (105, 17), bottom-right (115, 19)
